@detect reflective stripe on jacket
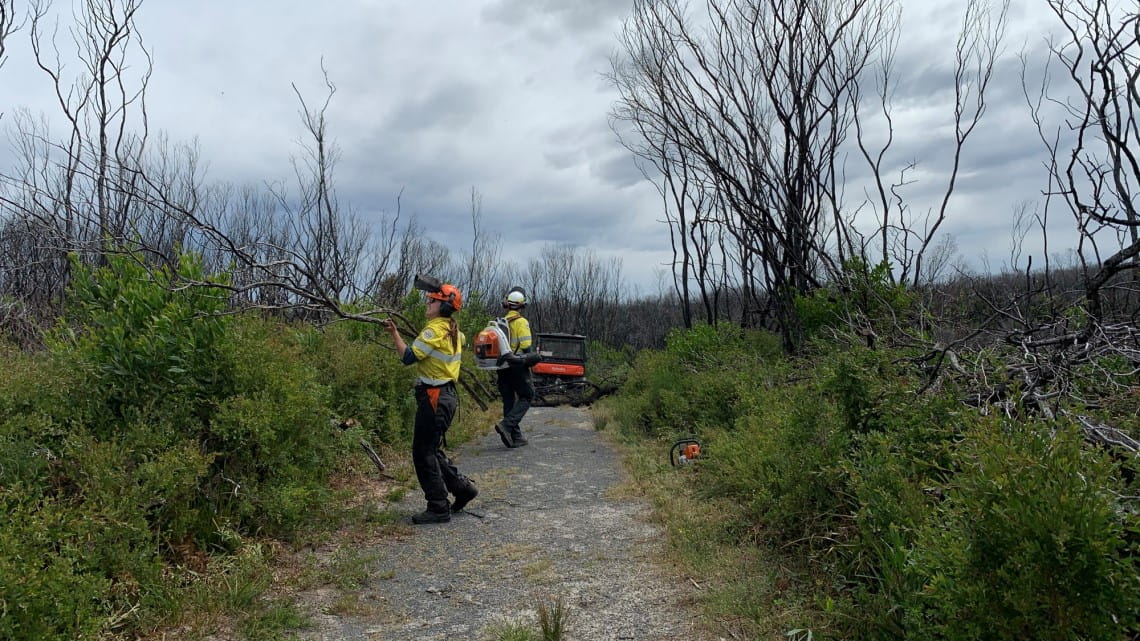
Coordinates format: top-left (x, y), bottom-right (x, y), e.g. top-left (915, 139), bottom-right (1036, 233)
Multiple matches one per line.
top-left (411, 317), bottom-right (464, 386)
top-left (504, 311), bottom-right (532, 353)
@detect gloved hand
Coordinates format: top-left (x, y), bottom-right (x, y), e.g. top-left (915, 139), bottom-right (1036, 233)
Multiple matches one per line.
top-left (498, 352), bottom-right (542, 369)
top-left (498, 352), bottom-right (524, 368)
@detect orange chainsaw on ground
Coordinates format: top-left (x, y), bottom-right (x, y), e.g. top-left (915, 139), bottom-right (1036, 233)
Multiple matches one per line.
top-left (670, 437), bottom-right (702, 466)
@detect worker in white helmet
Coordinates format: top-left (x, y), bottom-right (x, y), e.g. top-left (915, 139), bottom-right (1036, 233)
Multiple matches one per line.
top-left (493, 286), bottom-right (535, 448)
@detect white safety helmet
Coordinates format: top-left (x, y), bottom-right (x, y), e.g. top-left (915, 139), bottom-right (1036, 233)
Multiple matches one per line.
top-left (502, 287), bottom-right (527, 309)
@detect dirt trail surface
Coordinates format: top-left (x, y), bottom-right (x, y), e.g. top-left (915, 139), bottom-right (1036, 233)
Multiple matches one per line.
top-left (297, 406), bottom-right (715, 641)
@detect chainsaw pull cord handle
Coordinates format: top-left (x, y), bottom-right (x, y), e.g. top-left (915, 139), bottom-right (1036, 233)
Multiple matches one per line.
top-left (670, 437), bottom-right (702, 467)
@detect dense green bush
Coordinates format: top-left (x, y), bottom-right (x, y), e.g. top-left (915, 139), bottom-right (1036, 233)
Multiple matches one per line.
top-left (706, 383), bottom-right (850, 542)
top-left (821, 352), bottom-right (882, 434)
top-left (906, 421), bottom-right (1139, 640)
top-left (610, 323), bottom-right (1140, 640)
top-left (616, 350), bottom-right (738, 438)
top-left (0, 493), bottom-right (120, 640)
top-left (837, 398), bottom-right (963, 638)
top-left (613, 323), bottom-right (780, 438)
top-left (0, 417), bottom-right (206, 640)
top-left (795, 258), bottom-right (913, 343)
top-left (203, 318), bottom-right (349, 541)
top-left (0, 251), bottom-right (421, 639)
top-left (584, 339), bottom-right (636, 389)
top-left (50, 253), bottom-right (234, 437)
top-left (299, 322), bottom-right (415, 445)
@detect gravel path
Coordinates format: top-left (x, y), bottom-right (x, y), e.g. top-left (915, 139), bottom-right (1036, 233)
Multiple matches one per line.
top-left (297, 406), bottom-right (715, 641)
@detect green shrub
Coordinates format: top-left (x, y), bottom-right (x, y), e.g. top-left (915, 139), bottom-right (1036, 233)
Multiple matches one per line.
top-left (813, 350), bottom-right (991, 638)
top-left (616, 351), bottom-right (740, 438)
top-left (205, 317), bottom-right (346, 540)
top-left (839, 418), bottom-right (958, 638)
top-left (614, 325), bottom-right (780, 439)
top-left (63, 425), bottom-right (213, 548)
top-left (0, 425), bottom-right (204, 640)
top-left (819, 347), bottom-right (922, 437)
top-left (613, 348), bottom-right (673, 436)
top-left (706, 383), bottom-right (850, 544)
top-left (0, 251), bottom-right (421, 638)
top-left (663, 322), bottom-right (747, 371)
top-left (50, 252), bottom-right (234, 437)
top-left (823, 355), bottom-right (879, 434)
top-left (0, 493), bottom-right (117, 641)
top-left (456, 289), bottom-right (492, 342)
top-left (795, 258), bottom-right (913, 343)
top-left (608, 326), bottom-right (1140, 641)
top-left (907, 421), bottom-right (1139, 640)
top-left (0, 346), bottom-right (77, 421)
top-left (585, 339), bottom-right (635, 390)
top-left (659, 321), bottom-right (773, 379)
top-left (298, 323), bottom-right (414, 445)
top-left (0, 412), bottom-right (60, 494)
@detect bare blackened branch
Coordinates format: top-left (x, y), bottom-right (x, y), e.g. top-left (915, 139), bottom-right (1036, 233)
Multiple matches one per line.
top-left (0, 0), bottom-right (20, 80)
top-left (611, 0), bottom-right (898, 350)
top-left (855, 0), bottom-right (1009, 287)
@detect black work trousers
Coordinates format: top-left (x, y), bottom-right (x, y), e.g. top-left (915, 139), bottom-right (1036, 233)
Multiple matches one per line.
top-left (497, 365), bottom-right (534, 440)
top-left (412, 382), bottom-right (464, 513)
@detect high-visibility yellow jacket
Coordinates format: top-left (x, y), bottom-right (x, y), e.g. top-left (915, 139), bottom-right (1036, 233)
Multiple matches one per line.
top-left (410, 317), bottom-right (465, 386)
top-left (504, 310), bottom-right (532, 353)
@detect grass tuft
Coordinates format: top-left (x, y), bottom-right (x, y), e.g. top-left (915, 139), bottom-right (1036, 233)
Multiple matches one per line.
top-left (538, 596), bottom-right (569, 640)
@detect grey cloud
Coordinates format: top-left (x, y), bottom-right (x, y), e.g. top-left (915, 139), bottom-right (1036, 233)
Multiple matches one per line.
top-left (847, 42), bottom-right (1051, 199)
top-left (591, 151), bottom-right (644, 189)
top-left (485, 194), bottom-right (665, 253)
top-left (950, 203), bottom-right (1079, 273)
top-left (892, 61), bottom-right (958, 103)
top-left (481, 0), bottom-right (632, 34)
top-left (488, 206), bottom-right (614, 245)
top-left (544, 149), bottom-right (583, 170)
top-left (386, 81), bottom-right (490, 134)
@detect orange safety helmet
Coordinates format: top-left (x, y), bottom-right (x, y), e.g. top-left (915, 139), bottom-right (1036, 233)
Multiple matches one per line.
top-left (426, 283), bottom-right (462, 314)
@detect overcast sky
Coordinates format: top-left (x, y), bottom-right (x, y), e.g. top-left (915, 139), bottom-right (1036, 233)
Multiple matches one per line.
top-left (0, 0), bottom-right (1086, 293)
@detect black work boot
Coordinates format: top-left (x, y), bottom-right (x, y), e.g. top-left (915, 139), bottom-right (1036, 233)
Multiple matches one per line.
top-left (412, 508), bottom-right (451, 524)
top-left (451, 481), bottom-right (478, 513)
top-left (509, 428), bottom-right (528, 446)
top-left (494, 421), bottom-right (516, 448)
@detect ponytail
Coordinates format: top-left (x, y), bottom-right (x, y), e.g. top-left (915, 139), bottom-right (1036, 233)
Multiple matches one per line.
top-left (448, 318), bottom-right (459, 352)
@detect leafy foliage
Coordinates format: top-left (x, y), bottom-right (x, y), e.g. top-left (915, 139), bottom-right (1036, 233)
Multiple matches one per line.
top-left (615, 323), bottom-right (780, 438)
top-left (0, 250), bottom-right (425, 639)
top-left (50, 252), bottom-right (234, 436)
top-left (300, 321), bottom-right (414, 445)
top-left (795, 258), bottom-right (913, 343)
top-left (607, 322), bottom-right (1140, 640)
top-left (908, 422), bottom-right (1139, 641)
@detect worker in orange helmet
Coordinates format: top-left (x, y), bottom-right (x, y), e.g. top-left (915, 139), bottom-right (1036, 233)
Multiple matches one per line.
top-left (382, 277), bottom-right (478, 524)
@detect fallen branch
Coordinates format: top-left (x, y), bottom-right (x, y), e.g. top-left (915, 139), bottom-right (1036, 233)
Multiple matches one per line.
top-left (1069, 413), bottom-right (1140, 454)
